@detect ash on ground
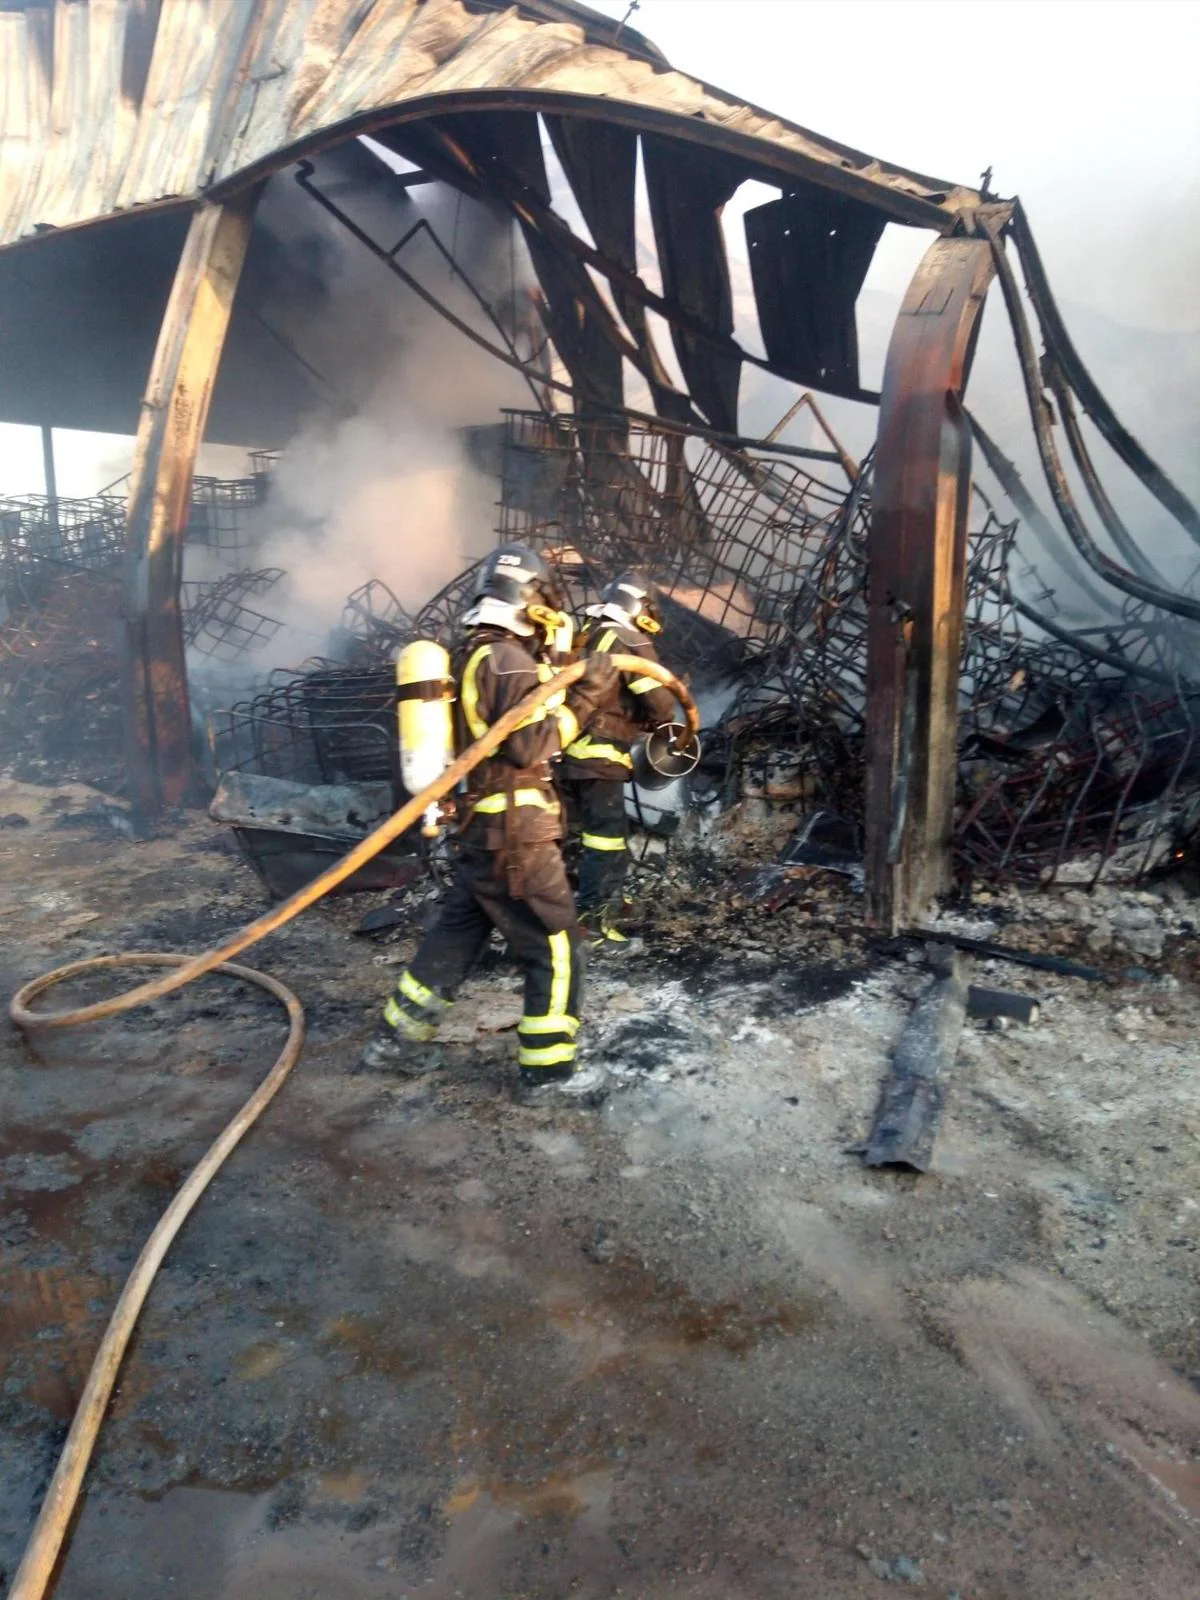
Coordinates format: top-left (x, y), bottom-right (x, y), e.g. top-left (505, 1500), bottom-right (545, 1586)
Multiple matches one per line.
top-left (1, 775), bottom-right (1198, 1599)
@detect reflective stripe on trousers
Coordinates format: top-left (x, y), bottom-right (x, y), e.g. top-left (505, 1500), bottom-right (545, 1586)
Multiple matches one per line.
top-left (517, 928), bottom-right (579, 1070)
top-left (383, 967), bottom-right (450, 1041)
top-left (473, 787), bottom-right (560, 815)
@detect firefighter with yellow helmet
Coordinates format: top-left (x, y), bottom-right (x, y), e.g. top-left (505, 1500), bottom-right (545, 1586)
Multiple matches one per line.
top-left (560, 571), bottom-right (677, 947)
top-left (360, 544), bottom-right (617, 1100)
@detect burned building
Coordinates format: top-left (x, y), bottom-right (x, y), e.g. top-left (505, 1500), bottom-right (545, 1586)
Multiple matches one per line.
top-left (5, 11), bottom-right (1200, 1599)
top-left (1, 0), bottom-right (1198, 930)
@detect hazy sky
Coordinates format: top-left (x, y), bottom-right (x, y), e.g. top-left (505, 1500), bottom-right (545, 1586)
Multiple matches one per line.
top-left (589, 0), bottom-right (1200, 332)
top-left (3, 0), bottom-right (1196, 495)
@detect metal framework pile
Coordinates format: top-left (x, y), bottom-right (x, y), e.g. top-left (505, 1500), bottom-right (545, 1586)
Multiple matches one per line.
top-left (0, 494), bottom-right (125, 574)
top-left (0, 496), bottom-right (128, 786)
top-left (497, 409), bottom-right (856, 674)
top-left (210, 404), bottom-right (1200, 887)
top-left (488, 410), bottom-right (1200, 886)
top-left (186, 472), bottom-right (271, 566)
top-left (181, 567), bottom-right (286, 663)
top-left (0, 480), bottom-right (289, 791)
top-left (4, 407), bottom-right (1195, 888)
top-left (208, 664), bottom-right (397, 789)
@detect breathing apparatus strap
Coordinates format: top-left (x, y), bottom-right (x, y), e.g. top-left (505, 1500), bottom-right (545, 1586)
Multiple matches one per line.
top-left (395, 678), bottom-right (456, 703)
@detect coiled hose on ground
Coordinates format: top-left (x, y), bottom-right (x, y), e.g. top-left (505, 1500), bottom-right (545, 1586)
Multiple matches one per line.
top-left (5, 656), bottom-right (698, 1600)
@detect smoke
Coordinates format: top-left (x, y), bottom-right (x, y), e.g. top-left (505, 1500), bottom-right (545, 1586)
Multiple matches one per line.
top-left (186, 155), bottom-right (532, 683)
top-left (249, 337), bottom-right (512, 664)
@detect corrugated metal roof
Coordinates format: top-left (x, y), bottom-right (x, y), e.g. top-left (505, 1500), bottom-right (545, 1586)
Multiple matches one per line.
top-left (0, 0), bottom-right (981, 253)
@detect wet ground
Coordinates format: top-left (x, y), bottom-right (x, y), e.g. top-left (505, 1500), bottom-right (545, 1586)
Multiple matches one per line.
top-left (1, 777), bottom-right (1198, 1598)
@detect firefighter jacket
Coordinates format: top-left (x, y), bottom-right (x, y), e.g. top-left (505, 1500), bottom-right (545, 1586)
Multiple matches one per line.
top-left (560, 620), bottom-right (676, 783)
top-left (456, 628), bottom-right (580, 851)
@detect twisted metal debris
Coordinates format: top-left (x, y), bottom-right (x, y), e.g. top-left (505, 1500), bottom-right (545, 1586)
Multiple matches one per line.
top-left (0, 481), bottom-right (289, 792)
top-left (208, 406), bottom-right (1199, 887)
top-left (182, 567), bottom-right (286, 664)
top-left (4, 403), bottom-right (1197, 887)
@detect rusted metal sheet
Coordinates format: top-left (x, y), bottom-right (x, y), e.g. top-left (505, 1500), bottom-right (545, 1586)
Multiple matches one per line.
top-left (122, 193), bottom-right (258, 822)
top-left (864, 236), bottom-right (996, 931)
top-left (0, 0), bottom-right (982, 255)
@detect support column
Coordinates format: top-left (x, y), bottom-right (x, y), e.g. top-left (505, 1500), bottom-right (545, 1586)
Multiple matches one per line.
top-left (41, 423), bottom-right (58, 504)
top-left (122, 194), bottom-right (257, 822)
top-left (864, 236), bottom-right (995, 931)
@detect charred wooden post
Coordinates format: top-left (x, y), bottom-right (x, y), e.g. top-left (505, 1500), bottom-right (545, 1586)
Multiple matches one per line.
top-left (864, 236), bottom-right (996, 930)
top-left (863, 943), bottom-right (970, 1171)
top-left (122, 195), bottom-right (257, 822)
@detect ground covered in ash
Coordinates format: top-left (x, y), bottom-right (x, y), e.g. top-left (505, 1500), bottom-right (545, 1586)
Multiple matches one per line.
top-left (0, 776), bottom-right (1198, 1599)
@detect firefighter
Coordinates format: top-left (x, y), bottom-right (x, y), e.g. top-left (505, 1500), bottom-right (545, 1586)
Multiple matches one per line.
top-left (359, 543), bottom-right (618, 1099)
top-left (561, 571), bottom-right (677, 947)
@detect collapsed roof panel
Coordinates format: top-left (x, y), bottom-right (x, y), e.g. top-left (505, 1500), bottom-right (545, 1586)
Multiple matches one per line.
top-left (374, 106), bottom-right (881, 429)
top-left (744, 184), bottom-right (886, 400)
top-left (0, 0), bottom-right (982, 256)
top-left (641, 134), bottom-right (742, 435)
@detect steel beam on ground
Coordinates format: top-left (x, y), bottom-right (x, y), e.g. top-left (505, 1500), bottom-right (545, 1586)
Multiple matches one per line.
top-left (864, 236), bottom-right (995, 930)
top-left (121, 196), bottom-right (258, 822)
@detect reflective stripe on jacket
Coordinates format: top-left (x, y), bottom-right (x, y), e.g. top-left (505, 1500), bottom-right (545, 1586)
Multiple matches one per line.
top-left (562, 621), bottom-right (674, 781)
top-left (455, 630), bottom-right (577, 847)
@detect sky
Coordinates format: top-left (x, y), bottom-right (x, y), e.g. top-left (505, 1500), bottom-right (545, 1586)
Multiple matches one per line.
top-left (589, 0), bottom-right (1200, 331)
top-left (2, 0), bottom-right (1196, 495)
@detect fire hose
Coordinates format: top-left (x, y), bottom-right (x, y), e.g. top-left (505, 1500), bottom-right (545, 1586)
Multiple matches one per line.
top-left (5, 656), bottom-right (698, 1600)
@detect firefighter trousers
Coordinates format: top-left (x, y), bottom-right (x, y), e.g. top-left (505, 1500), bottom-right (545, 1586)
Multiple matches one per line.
top-left (568, 778), bottom-right (629, 915)
top-left (383, 843), bottom-right (584, 1074)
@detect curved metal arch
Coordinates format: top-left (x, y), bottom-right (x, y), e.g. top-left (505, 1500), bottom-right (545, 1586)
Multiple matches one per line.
top-left (206, 87), bottom-right (973, 233)
top-left (864, 236), bottom-right (997, 930)
top-left (0, 0), bottom-right (983, 253)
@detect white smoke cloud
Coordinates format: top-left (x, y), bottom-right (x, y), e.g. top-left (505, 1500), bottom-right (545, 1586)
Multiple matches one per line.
top-left (186, 163), bottom-right (533, 680)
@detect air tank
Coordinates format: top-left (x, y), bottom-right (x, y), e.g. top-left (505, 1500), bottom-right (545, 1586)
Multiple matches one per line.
top-left (395, 640), bottom-right (455, 835)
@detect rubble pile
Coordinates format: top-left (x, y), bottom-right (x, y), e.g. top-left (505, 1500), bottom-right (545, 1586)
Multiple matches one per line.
top-left (0, 478), bottom-right (290, 794)
top-left (208, 403), bottom-right (1200, 898)
top-left (4, 400), bottom-right (1197, 900)
top-left (957, 879), bottom-right (1197, 967)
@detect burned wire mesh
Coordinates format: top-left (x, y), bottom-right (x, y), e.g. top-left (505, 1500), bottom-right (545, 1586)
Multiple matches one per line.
top-left (958, 688), bottom-right (1200, 886)
top-left (5, 400), bottom-right (1192, 892)
top-left (0, 479), bottom-right (281, 792)
top-left (186, 474), bottom-right (271, 567)
top-left (498, 408), bottom-right (856, 677)
top-left (491, 412), bottom-right (1200, 886)
top-left (337, 580), bottom-right (415, 664)
top-left (232, 406), bottom-right (1200, 888)
top-left (208, 664), bottom-right (398, 790)
top-left (0, 494), bottom-right (125, 583)
top-left (182, 567), bottom-right (287, 664)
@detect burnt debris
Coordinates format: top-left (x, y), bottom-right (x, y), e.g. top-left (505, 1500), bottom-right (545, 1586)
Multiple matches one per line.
top-left (5, 396), bottom-right (1200, 902)
top-left (862, 943), bottom-right (971, 1173)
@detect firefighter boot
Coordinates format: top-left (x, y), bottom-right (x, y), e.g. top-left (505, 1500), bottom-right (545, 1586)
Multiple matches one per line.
top-left (580, 906), bottom-right (634, 954)
top-left (356, 1023), bottom-right (441, 1076)
top-left (513, 1061), bottom-right (609, 1107)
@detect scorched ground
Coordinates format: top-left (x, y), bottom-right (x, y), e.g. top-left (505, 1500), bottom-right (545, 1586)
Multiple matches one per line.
top-left (0, 778), bottom-right (1197, 1598)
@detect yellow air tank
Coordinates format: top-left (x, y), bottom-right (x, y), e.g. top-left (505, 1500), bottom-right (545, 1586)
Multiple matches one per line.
top-left (395, 640), bottom-right (456, 835)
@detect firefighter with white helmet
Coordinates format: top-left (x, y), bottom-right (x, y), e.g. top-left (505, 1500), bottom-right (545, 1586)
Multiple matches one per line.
top-left (560, 571), bottom-right (677, 947)
top-left (360, 543), bottom-right (617, 1100)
